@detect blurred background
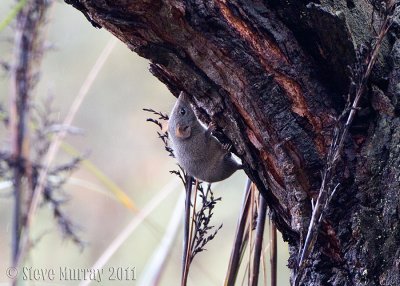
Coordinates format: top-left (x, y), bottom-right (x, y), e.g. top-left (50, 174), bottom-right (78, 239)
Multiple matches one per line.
top-left (0, 1), bottom-right (290, 285)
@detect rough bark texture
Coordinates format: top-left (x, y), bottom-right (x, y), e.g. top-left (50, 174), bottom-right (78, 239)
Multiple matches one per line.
top-left (64, 1), bottom-right (400, 285)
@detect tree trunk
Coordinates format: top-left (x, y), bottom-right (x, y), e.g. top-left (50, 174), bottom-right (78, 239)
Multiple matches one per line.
top-left (64, 1), bottom-right (400, 285)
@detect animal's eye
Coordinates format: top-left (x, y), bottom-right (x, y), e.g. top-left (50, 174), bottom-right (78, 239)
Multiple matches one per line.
top-left (179, 108), bottom-right (186, 115)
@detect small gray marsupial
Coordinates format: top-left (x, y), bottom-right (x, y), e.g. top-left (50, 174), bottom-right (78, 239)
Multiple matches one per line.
top-left (168, 92), bottom-right (242, 183)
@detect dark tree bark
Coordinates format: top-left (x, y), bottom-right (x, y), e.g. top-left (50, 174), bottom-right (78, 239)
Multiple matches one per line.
top-left (64, 1), bottom-right (400, 285)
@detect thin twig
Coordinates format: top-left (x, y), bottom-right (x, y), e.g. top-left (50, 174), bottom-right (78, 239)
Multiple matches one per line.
top-left (270, 222), bottom-right (277, 286)
top-left (181, 175), bottom-right (193, 286)
top-left (295, 2), bottom-right (398, 284)
top-left (250, 194), bottom-right (267, 286)
top-left (234, 184), bottom-right (252, 285)
top-left (248, 183), bottom-right (256, 284)
top-left (182, 179), bottom-right (199, 286)
top-left (225, 178), bottom-right (252, 286)
top-left (187, 179), bottom-right (199, 264)
top-left (143, 108), bottom-right (174, 158)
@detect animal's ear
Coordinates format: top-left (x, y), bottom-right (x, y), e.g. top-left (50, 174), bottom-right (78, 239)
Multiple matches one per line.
top-left (178, 91), bottom-right (190, 104)
top-left (176, 124), bottom-right (191, 139)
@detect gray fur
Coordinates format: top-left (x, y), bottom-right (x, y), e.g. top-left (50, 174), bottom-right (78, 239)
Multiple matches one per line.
top-left (168, 92), bottom-right (241, 183)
